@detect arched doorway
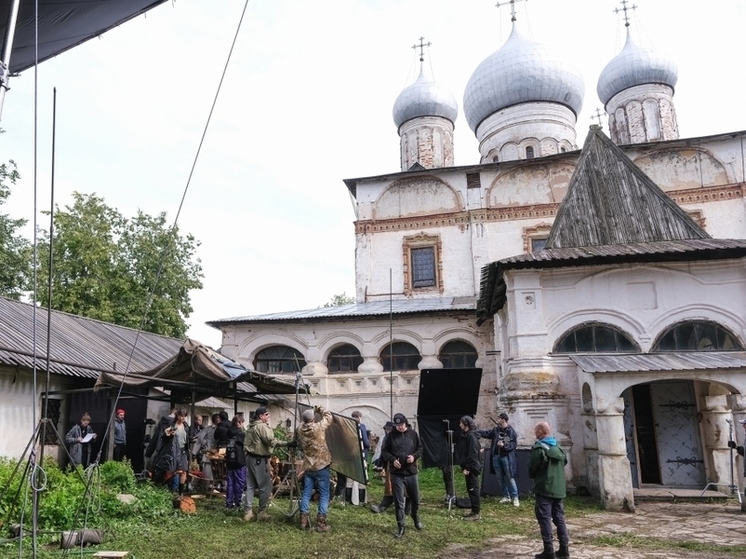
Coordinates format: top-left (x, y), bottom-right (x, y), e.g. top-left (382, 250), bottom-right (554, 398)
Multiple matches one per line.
top-left (622, 380), bottom-right (705, 487)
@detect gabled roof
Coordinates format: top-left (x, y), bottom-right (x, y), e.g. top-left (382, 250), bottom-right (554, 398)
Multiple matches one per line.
top-left (545, 126), bottom-right (709, 248)
top-left (476, 127), bottom-right (746, 325)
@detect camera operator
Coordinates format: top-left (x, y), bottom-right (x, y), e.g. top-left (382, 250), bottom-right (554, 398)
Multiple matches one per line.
top-left (476, 412), bottom-right (519, 507)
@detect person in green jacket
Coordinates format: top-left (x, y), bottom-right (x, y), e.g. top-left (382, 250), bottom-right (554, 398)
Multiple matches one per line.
top-left (527, 421), bottom-right (570, 559)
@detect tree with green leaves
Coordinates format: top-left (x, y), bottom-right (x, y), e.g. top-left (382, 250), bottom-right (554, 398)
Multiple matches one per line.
top-left (0, 160), bottom-right (32, 299)
top-left (36, 192), bottom-right (203, 338)
top-left (323, 292), bottom-right (355, 307)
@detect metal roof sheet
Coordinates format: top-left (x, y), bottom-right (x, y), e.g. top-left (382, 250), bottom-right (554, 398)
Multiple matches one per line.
top-left (208, 296), bottom-right (477, 325)
top-left (569, 352), bottom-right (746, 373)
top-left (500, 239), bottom-right (746, 265)
top-left (0, 297), bottom-right (184, 378)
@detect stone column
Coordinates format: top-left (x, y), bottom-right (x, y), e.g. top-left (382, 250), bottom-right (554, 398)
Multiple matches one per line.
top-left (732, 394), bottom-right (746, 511)
top-left (595, 396), bottom-right (635, 512)
top-left (702, 395), bottom-right (735, 495)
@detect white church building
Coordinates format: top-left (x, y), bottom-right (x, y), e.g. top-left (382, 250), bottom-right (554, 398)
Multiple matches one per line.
top-left (208, 14), bottom-right (746, 509)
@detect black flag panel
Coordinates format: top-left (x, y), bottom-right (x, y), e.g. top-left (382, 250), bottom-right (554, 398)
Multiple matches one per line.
top-left (416, 368), bottom-right (482, 469)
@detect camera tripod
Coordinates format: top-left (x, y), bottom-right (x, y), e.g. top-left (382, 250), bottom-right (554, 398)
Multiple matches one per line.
top-left (700, 418), bottom-right (742, 503)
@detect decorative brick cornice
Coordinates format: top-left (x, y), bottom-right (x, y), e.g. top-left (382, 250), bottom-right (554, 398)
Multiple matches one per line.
top-left (668, 183), bottom-right (744, 205)
top-left (354, 183), bottom-right (745, 234)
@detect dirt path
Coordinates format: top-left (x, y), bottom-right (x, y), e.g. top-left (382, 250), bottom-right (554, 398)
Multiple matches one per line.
top-left (441, 501), bottom-right (746, 559)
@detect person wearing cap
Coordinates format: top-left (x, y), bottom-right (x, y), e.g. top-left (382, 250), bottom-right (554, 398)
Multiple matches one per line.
top-left (528, 421), bottom-right (570, 559)
top-left (381, 413), bottom-right (423, 538)
top-left (113, 409), bottom-right (127, 461)
top-left (455, 415), bottom-right (483, 520)
top-left (298, 405), bottom-right (334, 532)
top-left (476, 412), bottom-right (520, 507)
top-left (243, 406), bottom-right (294, 521)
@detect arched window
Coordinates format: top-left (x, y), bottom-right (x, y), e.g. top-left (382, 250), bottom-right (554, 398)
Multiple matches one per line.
top-left (560, 147), bottom-right (567, 153)
top-left (653, 321), bottom-right (743, 352)
top-left (327, 344), bottom-right (363, 373)
top-left (380, 342), bottom-right (421, 371)
top-left (525, 146), bottom-right (535, 159)
top-left (254, 345), bottom-right (307, 373)
top-left (555, 323), bottom-right (638, 353)
top-left (439, 340), bottom-right (478, 368)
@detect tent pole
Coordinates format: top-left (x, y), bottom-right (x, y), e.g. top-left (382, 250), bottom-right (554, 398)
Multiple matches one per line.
top-left (0, 0), bottom-right (21, 121)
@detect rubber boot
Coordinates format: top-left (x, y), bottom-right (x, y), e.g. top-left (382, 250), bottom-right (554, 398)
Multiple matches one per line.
top-left (394, 524), bottom-right (405, 538)
top-left (535, 543), bottom-right (555, 559)
top-left (371, 495), bottom-right (393, 513)
top-left (556, 544), bottom-right (570, 558)
top-left (315, 513), bottom-right (330, 533)
top-left (299, 512), bottom-right (310, 530)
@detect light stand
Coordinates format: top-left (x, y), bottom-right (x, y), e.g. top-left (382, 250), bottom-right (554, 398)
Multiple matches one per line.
top-left (274, 365), bottom-right (308, 518)
top-left (443, 419), bottom-right (456, 512)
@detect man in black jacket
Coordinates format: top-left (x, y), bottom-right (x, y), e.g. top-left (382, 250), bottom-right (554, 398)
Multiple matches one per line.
top-left (455, 415), bottom-right (483, 520)
top-left (381, 413), bottom-right (423, 538)
top-left (214, 411), bottom-right (232, 448)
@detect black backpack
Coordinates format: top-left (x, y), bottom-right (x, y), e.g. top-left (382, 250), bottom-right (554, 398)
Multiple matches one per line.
top-left (225, 437), bottom-right (239, 466)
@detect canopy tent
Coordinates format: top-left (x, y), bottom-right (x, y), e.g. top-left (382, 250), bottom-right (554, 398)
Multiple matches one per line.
top-left (95, 338), bottom-right (309, 404)
top-left (1, 0), bottom-right (169, 74)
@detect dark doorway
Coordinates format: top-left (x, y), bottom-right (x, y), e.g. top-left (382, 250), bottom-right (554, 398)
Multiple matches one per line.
top-left (631, 384), bottom-right (660, 484)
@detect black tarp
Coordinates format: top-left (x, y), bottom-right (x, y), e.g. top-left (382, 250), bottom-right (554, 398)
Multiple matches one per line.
top-left (1, 0), bottom-right (169, 74)
top-left (416, 368), bottom-right (482, 468)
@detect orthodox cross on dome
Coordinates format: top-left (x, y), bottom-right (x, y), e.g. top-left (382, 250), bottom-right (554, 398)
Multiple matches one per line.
top-left (496, 0), bottom-right (527, 23)
top-left (412, 37), bottom-right (431, 62)
top-left (614, 0), bottom-right (637, 27)
top-left (593, 108), bottom-right (606, 128)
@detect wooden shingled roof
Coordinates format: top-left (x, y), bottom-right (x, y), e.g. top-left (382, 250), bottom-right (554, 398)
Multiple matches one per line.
top-left (545, 126), bottom-right (710, 248)
top-left (476, 127), bottom-right (746, 324)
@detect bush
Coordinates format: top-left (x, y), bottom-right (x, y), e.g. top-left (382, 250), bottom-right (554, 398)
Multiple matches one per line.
top-left (0, 457), bottom-right (173, 532)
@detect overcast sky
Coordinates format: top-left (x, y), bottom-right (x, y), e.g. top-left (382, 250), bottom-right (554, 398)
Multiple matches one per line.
top-left (1, 0), bottom-right (744, 349)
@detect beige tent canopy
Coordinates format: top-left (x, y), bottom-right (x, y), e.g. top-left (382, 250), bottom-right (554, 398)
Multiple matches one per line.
top-left (95, 338), bottom-right (309, 404)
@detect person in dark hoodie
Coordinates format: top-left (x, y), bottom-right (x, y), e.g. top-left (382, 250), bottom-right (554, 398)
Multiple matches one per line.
top-left (528, 421), bottom-right (570, 559)
top-left (455, 415), bottom-right (483, 520)
top-left (381, 413), bottom-right (423, 539)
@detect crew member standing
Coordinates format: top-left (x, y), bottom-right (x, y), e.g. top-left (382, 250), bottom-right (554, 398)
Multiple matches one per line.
top-left (528, 421), bottom-right (570, 559)
top-left (477, 412), bottom-right (520, 507)
top-left (381, 413), bottom-right (423, 538)
top-left (243, 406), bottom-right (293, 521)
top-left (113, 409), bottom-right (127, 461)
top-left (455, 415), bottom-right (483, 520)
top-left (298, 405), bottom-right (334, 532)
top-left (65, 412), bottom-right (97, 469)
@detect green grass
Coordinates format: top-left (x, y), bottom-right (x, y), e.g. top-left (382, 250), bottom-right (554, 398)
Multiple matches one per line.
top-left (4, 467), bottom-right (745, 559)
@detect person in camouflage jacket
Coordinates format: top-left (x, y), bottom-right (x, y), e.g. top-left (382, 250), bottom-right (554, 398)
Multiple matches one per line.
top-left (298, 406), bottom-right (334, 532)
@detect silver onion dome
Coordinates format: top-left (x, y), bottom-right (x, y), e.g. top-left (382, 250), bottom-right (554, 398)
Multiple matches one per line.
top-left (597, 29), bottom-right (678, 106)
top-left (392, 63), bottom-right (458, 130)
top-left (463, 24), bottom-right (585, 132)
